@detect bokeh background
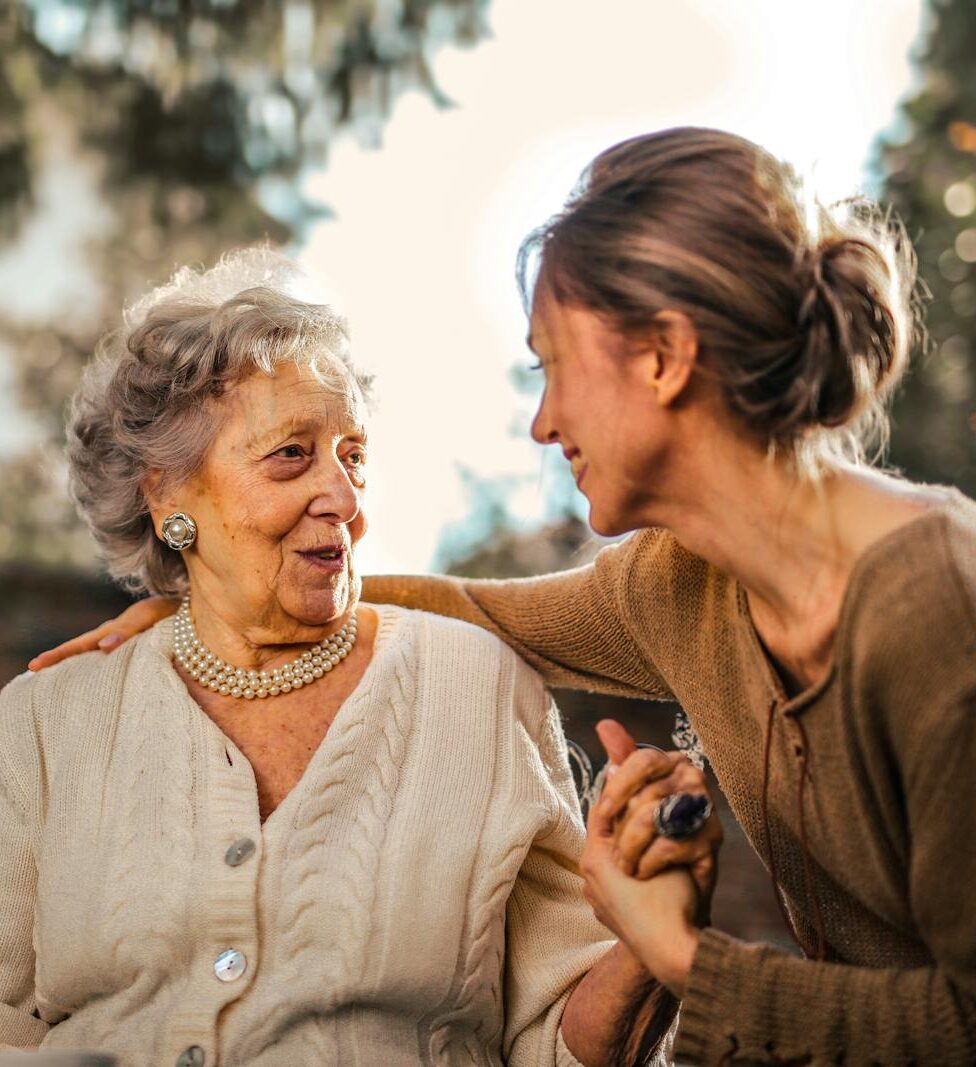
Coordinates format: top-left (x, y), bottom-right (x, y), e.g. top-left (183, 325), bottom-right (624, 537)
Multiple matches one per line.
top-left (2, 0), bottom-right (974, 946)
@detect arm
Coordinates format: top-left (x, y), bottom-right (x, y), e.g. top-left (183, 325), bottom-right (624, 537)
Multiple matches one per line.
top-left (364, 532), bottom-right (674, 701)
top-left (33, 531), bottom-right (683, 697)
top-left (28, 596), bottom-right (174, 670)
top-left (588, 685), bottom-right (976, 1066)
top-left (560, 945), bottom-right (677, 1067)
top-left (0, 682), bottom-right (49, 1048)
top-left (504, 695), bottom-right (677, 1067)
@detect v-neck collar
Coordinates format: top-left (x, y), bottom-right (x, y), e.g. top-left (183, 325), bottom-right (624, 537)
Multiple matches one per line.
top-left (151, 603), bottom-right (402, 833)
top-left (733, 490), bottom-right (964, 716)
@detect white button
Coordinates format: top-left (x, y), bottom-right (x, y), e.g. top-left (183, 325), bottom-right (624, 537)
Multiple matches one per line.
top-left (214, 949), bottom-right (247, 982)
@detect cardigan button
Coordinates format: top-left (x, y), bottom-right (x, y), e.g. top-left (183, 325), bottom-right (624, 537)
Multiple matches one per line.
top-left (214, 949), bottom-right (247, 982)
top-left (175, 1047), bottom-right (205, 1067)
top-left (225, 837), bottom-right (256, 867)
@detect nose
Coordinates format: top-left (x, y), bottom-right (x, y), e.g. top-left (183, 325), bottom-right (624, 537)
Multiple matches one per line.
top-left (307, 455), bottom-right (361, 525)
top-left (530, 390), bottom-right (560, 446)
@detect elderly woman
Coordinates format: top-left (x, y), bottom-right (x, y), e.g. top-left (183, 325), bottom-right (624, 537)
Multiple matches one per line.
top-left (0, 252), bottom-right (674, 1066)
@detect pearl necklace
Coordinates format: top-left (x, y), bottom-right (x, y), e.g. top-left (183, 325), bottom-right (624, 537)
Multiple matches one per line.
top-left (173, 596), bottom-right (358, 700)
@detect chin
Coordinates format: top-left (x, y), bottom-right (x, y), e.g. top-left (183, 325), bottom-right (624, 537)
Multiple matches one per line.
top-left (284, 583), bottom-right (358, 628)
top-left (586, 502), bottom-right (634, 539)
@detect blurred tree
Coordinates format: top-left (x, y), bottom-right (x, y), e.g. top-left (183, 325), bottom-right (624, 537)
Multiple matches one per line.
top-left (878, 0), bottom-right (976, 493)
top-left (441, 506), bottom-right (599, 580)
top-left (0, 0), bottom-right (489, 567)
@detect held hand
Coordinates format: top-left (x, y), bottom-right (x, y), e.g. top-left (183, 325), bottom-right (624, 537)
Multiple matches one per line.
top-left (28, 596), bottom-right (179, 671)
top-left (595, 720), bottom-right (722, 916)
top-left (581, 776), bottom-right (701, 998)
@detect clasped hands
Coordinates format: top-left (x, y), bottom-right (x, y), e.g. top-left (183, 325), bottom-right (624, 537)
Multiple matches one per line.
top-left (579, 720), bottom-right (722, 998)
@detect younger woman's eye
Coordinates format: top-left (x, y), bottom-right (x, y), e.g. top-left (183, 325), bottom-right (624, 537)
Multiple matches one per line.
top-left (528, 360), bottom-right (543, 372)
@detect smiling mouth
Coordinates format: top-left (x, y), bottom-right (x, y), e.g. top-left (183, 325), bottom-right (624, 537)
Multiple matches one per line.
top-left (299, 547), bottom-right (346, 563)
top-left (570, 456), bottom-right (587, 485)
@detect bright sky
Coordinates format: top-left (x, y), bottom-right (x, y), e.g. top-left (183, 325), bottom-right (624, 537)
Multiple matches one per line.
top-left (298, 0), bottom-right (924, 574)
top-left (0, 0), bottom-right (924, 573)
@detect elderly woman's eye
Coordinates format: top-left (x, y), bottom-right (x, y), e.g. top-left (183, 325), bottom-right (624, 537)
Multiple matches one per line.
top-left (273, 444), bottom-right (306, 459)
top-left (346, 450), bottom-right (366, 467)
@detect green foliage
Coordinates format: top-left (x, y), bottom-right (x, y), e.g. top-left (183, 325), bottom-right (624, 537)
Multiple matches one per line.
top-left (878, 0), bottom-right (976, 492)
top-left (0, 0), bottom-right (489, 570)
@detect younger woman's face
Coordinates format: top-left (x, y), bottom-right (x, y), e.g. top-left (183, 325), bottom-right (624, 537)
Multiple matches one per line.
top-left (528, 285), bottom-right (675, 536)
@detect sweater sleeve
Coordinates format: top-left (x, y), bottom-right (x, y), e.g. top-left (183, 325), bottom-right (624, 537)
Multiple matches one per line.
top-left (675, 682), bottom-right (976, 1066)
top-left (0, 678), bottom-right (49, 1048)
top-left (363, 532), bottom-right (674, 701)
top-left (502, 692), bottom-right (616, 1066)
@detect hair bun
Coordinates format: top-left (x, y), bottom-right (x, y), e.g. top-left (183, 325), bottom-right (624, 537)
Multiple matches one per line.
top-left (790, 219), bottom-right (912, 434)
top-left (520, 128), bottom-right (918, 469)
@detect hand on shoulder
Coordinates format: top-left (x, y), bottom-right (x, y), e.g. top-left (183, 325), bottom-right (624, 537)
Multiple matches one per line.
top-left (28, 596), bottom-right (179, 671)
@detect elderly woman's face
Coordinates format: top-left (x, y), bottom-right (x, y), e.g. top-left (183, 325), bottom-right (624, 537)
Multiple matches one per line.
top-left (166, 361), bottom-right (367, 632)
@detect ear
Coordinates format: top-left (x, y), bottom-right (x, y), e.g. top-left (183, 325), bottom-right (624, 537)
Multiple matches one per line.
top-left (648, 310), bottom-right (699, 407)
top-left (142, 470), bottom-right (175, 524)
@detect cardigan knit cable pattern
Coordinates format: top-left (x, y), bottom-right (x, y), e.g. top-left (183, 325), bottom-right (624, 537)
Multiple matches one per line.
top-left (364, 490), bottom-right (976, 1066)
top-left (0, 604), bottom-right (615, 1066)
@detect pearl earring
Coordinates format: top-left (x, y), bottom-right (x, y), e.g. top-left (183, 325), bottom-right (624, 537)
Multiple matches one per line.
top-left (160, 511), bottom-right (198, 551)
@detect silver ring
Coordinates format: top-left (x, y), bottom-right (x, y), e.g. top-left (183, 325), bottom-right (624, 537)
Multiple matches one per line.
top-left (653, 792), bottom-right (713, 841)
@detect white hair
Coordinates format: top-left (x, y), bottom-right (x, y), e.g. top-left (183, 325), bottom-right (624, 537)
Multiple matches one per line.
top-left (67, 248), bottom-right (370, 596)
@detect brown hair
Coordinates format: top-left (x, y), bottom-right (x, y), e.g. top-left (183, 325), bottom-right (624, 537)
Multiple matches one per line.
top-left (519, 127), bottom-right (919, 469)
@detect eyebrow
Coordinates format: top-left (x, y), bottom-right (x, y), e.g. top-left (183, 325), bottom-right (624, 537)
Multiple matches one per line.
top-left (525, 333), bottom-right (537, 353)
top-left (246, 418), bottom-right (317, 452)
top-left (247, 418), bottom-right (368, 453)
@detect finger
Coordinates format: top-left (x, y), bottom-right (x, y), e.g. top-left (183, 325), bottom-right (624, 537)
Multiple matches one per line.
top-left (595, 719), bottom-right (637, 768)
top-left (666, 760), bottom-right (709, 794)
top-left (690, 853), bottom-right (717, 899)
top-left (634, 816), bottom-right (723, 880)
top-left (622, 763), bottom-right (705, 814)
top-left (615, 803), bottom-right (658, 872)
top-left (580, 832), bottom-right (621, 888)
top-left (618, 761), bottom-right (712, 834)
top-left (117, 596), bottom-right (180, 633)
top-left (599, 749), bottom-right (687, 818)
top-left (29, 626), bottom-right (117, 671)
top-left (634, 835), bottom-right (714, 881)
top-left (586, 794), bottom-right (617, 841)
top-left (615, 783), bottom-right (716, 869)
top-left (28, 596), bottom-right (179, 670)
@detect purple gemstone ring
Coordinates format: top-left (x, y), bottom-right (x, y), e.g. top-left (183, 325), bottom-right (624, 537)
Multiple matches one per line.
top-left (653, 792), bottom-right (713, 841)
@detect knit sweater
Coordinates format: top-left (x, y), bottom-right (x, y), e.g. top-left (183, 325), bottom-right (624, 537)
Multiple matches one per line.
top-left (0, 604), bottom-right (616, 1066)
top-left (364, 489), bottom-right (976, 1066)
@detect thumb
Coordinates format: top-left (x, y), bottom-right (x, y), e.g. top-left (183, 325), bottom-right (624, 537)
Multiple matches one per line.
top-left (596, 719), bottom-right (637, 768)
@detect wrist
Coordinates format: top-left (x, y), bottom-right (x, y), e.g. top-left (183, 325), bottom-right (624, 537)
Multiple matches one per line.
top-left (632, 921), bottom-right (700, 998)
top-left (609, 938), bottom-right (655, 982)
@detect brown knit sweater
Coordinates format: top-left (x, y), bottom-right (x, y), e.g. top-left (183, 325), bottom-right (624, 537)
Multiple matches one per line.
top-left (363, 489), bottom-right (976, 1065)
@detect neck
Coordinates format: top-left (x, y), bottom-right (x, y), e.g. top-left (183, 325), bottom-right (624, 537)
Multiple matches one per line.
top-left (672, 459), bottom-right (848, 621)
top-left (182, 581), bottom-right (357, 672)
top-left (638, 432), bottom-right (944, 687)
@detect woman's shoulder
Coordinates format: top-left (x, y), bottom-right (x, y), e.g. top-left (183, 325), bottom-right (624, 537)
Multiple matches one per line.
top-left (849, 487), bottom-right (976, 603)
top-left (844, 487), bottom-right (976, 691)
top-left (0, 620), bottom-right (173, 741)
top-left (368, 602), bottom-right (552, 717)
top-left (370, 600), bottom-right (531, 657)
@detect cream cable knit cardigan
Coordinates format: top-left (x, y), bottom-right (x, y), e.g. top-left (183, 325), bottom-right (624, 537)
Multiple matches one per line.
top-left (0, 605), bottom-right (615, 1066)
